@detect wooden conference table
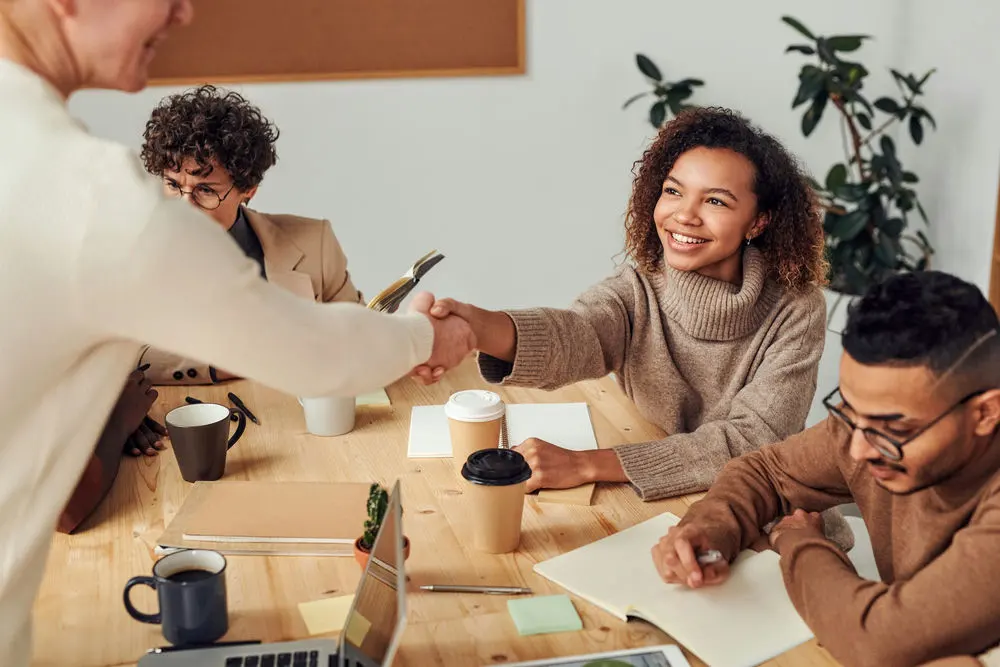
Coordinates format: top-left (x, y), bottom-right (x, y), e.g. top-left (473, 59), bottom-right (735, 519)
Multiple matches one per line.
top-left (31, 360), bottom-right (839, 667)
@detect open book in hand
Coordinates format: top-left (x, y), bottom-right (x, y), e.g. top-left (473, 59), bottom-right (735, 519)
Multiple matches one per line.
top-left (366, 250), bottom-right (445, 314)
top-left (534, 512), bottom-right (814, 667)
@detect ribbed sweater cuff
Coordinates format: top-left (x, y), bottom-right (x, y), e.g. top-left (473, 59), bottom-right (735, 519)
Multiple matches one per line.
top-left (477, 309), bottom-right (551, 387)
top-left (613, 440), bottom-right (702, 501)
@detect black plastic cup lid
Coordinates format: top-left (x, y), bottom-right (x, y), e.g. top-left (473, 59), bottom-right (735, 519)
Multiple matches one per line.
top-left (461, 448), bottom-right (531, 486)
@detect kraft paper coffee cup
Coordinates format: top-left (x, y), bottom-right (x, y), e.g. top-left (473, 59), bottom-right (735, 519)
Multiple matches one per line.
top-left (461, 448), bottom-right (532, 553)
top-left (445, 390), bottom-right (505, 475)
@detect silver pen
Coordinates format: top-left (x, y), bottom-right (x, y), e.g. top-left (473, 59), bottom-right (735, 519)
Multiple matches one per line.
top-left (697, 549), bottom-right (724, 565)
top-left (420, 584), bottom-right (532, 595)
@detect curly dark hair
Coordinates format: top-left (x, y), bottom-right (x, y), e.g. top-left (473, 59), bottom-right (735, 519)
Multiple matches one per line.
top-left (844, 271), bottom-right (999, 379)
top-left (624, 107), bottom-right (827, 290)
top-left (141, 85), bottom-right (279, 191)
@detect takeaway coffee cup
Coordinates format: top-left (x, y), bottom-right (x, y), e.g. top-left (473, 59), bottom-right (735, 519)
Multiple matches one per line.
top-left (445, 390), bottom-right (505, 474)
top-left (461, 448), bottom-right (532, 553)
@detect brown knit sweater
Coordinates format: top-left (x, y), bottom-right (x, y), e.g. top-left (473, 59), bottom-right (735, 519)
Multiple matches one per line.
top-left (478, 247), bottom-right (826, 500)
top-left (680, 419), bottom-right (1000, 667)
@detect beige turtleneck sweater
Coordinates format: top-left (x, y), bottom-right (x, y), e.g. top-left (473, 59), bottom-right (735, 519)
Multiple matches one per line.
top-left (479, 247), bottom-right (827, 499)
top-left (679, 420), bottom-right (1000, 667)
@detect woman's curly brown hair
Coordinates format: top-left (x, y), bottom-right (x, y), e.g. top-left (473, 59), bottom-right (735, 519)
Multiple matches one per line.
top-left (141, 85), bottom-right (279, 191)
top-left (624, 107), bottom-right (827, 290)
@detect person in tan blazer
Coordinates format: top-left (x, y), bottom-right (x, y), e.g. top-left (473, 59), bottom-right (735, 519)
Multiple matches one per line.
top-left (60, 85), bottom-right (363, 532)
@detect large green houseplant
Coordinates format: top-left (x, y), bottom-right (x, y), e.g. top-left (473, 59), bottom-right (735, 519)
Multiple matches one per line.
top-left (782, 15), bottom-right (935, 297)
top-left (623, 54), bottom-right (704, 128)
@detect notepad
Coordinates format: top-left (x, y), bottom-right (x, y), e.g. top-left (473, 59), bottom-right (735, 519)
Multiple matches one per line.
top-left (158, 481), bottom-right (371, 554)
top-left (507, 595), bottom-right (583, 636)
top-left (534, 512), bottom-right (814, 667)
top-left (407, 402), bottom-right (600, 505)
top-left (299, 594), bottom-right (356, 635)
top-left (357, 389), bottom-right (391, 407)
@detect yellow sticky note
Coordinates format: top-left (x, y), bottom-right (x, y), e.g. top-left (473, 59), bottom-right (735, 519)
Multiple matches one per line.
top-left (344, 611), bottom-right (371, 646)
top-left (298, 594), bottom-right (355, 636)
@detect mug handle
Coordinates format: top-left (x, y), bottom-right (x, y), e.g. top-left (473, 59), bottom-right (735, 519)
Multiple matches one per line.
top-left (123, 576), bottom-right (161, 624)
top-left (227, 409), bottom-right (246, 450)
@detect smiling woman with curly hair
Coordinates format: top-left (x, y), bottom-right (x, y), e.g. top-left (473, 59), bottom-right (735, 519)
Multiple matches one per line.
top-left (418, 107), bottom-right (849, 548)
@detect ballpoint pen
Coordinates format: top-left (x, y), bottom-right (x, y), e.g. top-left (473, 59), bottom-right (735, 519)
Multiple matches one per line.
top-left (147, 640), bottom-right (261, 654)
top-left (228, 391), bottom-right (260, 425)
top-left (420, 584), bottom-right (532, 595)
top-left (696, 549), bottom-right (724, 565)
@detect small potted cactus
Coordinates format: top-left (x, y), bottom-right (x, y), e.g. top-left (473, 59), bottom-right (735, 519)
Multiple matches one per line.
top-left (353, 483), bottom-right (410, 569)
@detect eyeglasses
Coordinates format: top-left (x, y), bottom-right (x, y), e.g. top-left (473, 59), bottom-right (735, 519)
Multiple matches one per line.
top-left (163, 179), bottom-right (236, 211)
top-left (822, 386), bottom-right (984, 461)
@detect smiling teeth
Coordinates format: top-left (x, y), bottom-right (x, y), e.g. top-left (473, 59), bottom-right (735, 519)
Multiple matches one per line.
top-left (671, 232), bottom-right (707, 244)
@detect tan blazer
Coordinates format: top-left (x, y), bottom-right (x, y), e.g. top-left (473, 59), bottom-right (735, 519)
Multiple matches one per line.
top-left (142, 209), bottom-right (363, 385)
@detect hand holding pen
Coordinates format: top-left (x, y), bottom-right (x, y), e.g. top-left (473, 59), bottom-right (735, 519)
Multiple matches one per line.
top-left (650, 523), bottom-right (731, 589)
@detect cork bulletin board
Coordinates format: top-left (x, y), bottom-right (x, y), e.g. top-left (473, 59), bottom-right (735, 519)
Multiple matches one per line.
top-left (149, 0), bottom-right (525, 85)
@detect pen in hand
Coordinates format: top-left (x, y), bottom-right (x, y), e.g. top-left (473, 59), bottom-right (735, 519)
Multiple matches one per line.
top-left (228, 392), bottom-right (260, 425)
top-left (696, 549), bottom-right (724, 565)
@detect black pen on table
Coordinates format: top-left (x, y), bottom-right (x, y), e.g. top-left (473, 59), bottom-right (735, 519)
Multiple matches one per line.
top-left (147, 640), bottom-right (260, 654)
top-left (228, 391), bottom-right (260, 425)
top-left (136, 363), bottom-right (151, 372)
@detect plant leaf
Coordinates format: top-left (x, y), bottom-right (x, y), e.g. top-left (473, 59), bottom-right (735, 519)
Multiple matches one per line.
top-left (832, 209), bottom-right (869, 240)
top-left (622, 92), bottom-right (650, 110)
top-left (875, 233), bottom-right (901, 267)
top-left (917, 229), bottom-right (932, 248)
top-left (636, 54), bottom-right (662, 82)
top-left (874, 97), bottom-right (901, 114)
top-left (674, 78), bottom-right (705, 87)
top-left (916, 68), bottom-right (936, 90)
top-left (793, 66), bottom-right (825, 107)
top-left (781, 16), bottom-right (816, 40)
top-left (665, 95), bottom-right (684, 117)
top-left (856, 112), bottom-right (872, 130)
top-left (882, 217), bottom-right (904, 237)
top-left (909, 115), bottom-right (924, 144)
top-left (816, 38), bottom-right (838, 64)
top-left (902, 171), bottom-right (919, 183)
top-left (649, 100), bottom-right (666, 128)
top-left (916, 107), bottom-right (937, 129)
top-left (916, 200), bottom-right (929, 224)
top-left (786, 45), bottom-right (816, 55)
top-left (827, 35), bottom-right (869, 52)
top-left (807, 176), bottom-right (825, 193)
top-left (880, 135), bottom-right (897, 157)
top-left (835, 183), bottom-right (870, 202)
top-left (823, 211), bottom-right (841, 233)
top-left (801, 92), bottom-right (828, 137)
top-left (825, 163), bottom-right (848, 192)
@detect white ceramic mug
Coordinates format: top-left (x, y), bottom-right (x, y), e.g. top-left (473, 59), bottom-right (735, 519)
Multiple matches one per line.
top-left (298, 395), bottom-right (356, 436)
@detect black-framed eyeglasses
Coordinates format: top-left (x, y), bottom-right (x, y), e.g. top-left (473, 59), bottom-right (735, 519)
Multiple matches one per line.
top-left (163, 179), bottom-right (236, 211)
top-left (822, 386), bottom-right (985, 461)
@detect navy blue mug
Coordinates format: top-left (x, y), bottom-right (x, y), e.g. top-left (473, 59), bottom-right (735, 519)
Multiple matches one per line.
top-left (124, 549), bottom-right (229, 646)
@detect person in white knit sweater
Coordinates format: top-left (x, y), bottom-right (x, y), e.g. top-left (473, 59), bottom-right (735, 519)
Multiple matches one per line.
top-left (0, 1), bottom-right (473, 664)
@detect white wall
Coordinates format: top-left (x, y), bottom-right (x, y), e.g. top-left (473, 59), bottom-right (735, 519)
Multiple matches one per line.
top-left (70, 0), bottom-right (999, 415)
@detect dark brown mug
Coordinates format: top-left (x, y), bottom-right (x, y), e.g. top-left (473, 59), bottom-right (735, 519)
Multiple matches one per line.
top-left (166, 403), bottom-right (245, 482)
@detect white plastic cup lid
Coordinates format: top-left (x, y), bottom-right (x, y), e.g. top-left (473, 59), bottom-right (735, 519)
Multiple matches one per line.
top-left (444, 390), bottom-right (505, 422)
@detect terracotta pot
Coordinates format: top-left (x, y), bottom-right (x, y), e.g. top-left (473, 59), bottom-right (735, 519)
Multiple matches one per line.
top-left (353, 536), bottom-right (410, 569)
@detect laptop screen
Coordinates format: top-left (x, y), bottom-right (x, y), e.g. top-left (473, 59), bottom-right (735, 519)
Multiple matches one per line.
top-left (340, 480), bottom-right (406, 667)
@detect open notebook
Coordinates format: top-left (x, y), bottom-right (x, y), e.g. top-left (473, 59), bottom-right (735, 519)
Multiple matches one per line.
top-left (534, 512), bottom-right (814, 667)
top-left (408, 402), bottom-right (599, 504)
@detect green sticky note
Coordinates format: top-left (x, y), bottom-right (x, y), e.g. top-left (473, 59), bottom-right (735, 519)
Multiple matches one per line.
top-left (507, 595), bottom-right (583, 636)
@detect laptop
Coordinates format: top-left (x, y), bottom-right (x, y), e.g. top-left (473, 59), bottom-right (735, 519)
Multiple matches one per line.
top-left (139, 480), bottom-right (407, 667)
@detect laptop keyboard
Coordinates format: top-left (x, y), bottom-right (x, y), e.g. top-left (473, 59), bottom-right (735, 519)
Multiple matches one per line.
top-left (223, 651), bottom-right (322, 667)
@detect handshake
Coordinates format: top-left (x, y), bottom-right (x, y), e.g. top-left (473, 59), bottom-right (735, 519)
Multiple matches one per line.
top-left (407, 291), bottom-right (493, 384)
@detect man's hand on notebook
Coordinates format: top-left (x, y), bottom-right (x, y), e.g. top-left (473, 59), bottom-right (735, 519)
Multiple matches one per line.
top-left (409, 291), bottom-right (477, 383)
top-left (652, 523), bottom-right (731, 589)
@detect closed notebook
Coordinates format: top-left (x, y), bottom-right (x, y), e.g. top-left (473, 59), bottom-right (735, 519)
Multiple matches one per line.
top-left (534, 512), bottom-right (814, 667)
top-left (162, 481), bottom-right (370, 544)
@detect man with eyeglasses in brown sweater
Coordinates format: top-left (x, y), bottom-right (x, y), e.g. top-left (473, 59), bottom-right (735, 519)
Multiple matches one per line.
top-left (652, 270), bottom-right (1000, 667)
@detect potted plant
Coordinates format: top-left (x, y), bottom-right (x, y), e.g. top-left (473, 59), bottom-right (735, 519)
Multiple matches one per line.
top-left (781, 15), bottom-right (935, 303)
top-left (623, 54), bottom-right (705, 128)
top-left (353, 483), bottom-right (410, 569)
